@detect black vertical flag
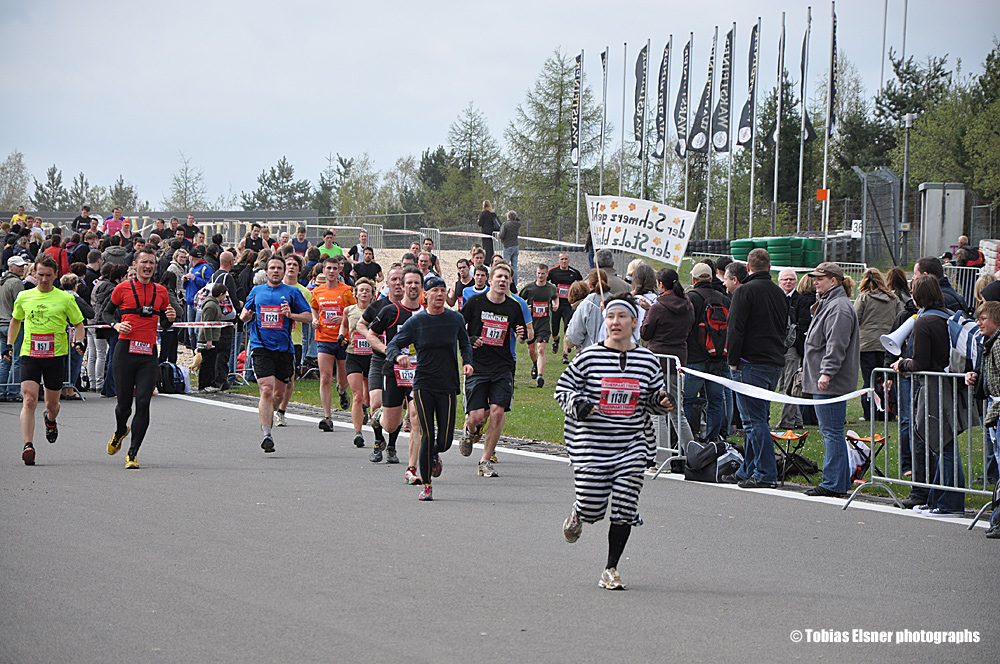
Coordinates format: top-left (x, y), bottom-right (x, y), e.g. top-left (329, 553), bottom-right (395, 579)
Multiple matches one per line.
top-left (674, 38), bottom-right (691, 158)
top-left (689, 34), bottom-right (717, 153)
top-left (800, 27), bottom-right (817, 143)
top-left (736, 23), bottom-right (759, 147)
top-left (633, 44), bottom-right (648, 158)
top-left (653, 42), bottom-right (670, 159)
top-left (828, 8), bottom-right (838, 136)
top-left (571, 52), bottom-right (582, 166)
top-left (711, 27), bottom-right (734, 152)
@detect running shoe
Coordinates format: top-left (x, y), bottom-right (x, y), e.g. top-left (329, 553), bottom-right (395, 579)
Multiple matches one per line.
top-left (599, 567), bottom-right (626, 590)
top-left (107, 426), bottom-right (129, 456)
top-left (43, 412), bottom-right (58, 443)
top-left (563, 509), bottom-right (582, 543)
top-left (370, 439), bottom-right (385, 463)
top-left (386, 447), bottom-right (399, 464)
top-left (459, 428), bottom-right (475, 457)
top-left (911, 504), bottom-right (931, 513)
top-left (275, 411), bottom-right (287, 427)
top-left (125, 454), bottom-right (139, 470)
top-left (478, 460), bottom-right (498, 477)
top-left (552, 337), bottom-right (559, 353)
top-left (924, 508), bottom-right (964, 517)
top-left (537, 376), bottom-right (544, 388)
top-left (362, 405), bottom-right (369, 425)
top-left (471, 422), bottom-right (486, 446)
top-left (562, 353), bottom-right (570, 365)
top-left (318, 416), bottom-right (333, 432)
top-left (418, 484), bottom-right (433, 501)
top-left (353, 433), bottom-right (365, 448)
top-left (490, 454), bottom-right (498, 464)
top-left (531, 362), bottom-right (538, 379)
top-left (22, 443), bottom-right (35, 466)
top-left (261, 436), bottom-right (275, 453)
top-left (403, 417), bottom-right (411, 433)
top-left (432, 455), bottom-right (442, 478)
top-left (405, 466), bottom-right (420, 484)
top-left (339, 389), bottom-right (350, 410)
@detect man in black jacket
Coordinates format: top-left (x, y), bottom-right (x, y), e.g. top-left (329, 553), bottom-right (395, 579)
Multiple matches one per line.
top-left (913, 256), bottom-right (967, 313)
top-left (208, 250), bottom-right (241, 390)
top-left (722, 248), bottom-right (788, 489)
top-left (683, 263), bottom-right (731, 441)
top-left (776, 268), bottom-right (804, 429)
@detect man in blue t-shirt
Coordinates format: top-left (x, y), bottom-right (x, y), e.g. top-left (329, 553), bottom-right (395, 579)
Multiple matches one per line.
top-left (239, 256), bottom-right (312, 454)
top-left (462, 265), bottom-right (490, 307)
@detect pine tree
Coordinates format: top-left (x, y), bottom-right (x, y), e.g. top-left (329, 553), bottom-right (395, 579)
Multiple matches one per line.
top-left (241, 157), bottom-right (311, 210)
top-left (30, 165), bottom-right (70, 211)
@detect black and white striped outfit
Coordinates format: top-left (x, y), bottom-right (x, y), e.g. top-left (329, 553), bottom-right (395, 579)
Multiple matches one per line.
top-left (554, 343), bottom-right (670, 525)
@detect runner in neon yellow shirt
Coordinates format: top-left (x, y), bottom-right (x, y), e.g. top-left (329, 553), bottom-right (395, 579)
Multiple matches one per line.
top-left (6, 255), bottom-right (85, 465)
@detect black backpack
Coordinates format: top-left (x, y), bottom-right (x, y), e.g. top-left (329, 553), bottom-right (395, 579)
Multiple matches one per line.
top-left (157, 362), bottom-right (184, 394)
top-left (697, 293), bottom-right (729, 359)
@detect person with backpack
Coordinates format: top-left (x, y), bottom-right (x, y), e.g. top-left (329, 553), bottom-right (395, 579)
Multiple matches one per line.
top-left (683, 262), bottom-right (731, 442)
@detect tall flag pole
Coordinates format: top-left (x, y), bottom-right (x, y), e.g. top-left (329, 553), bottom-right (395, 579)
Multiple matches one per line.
top-left (772, 12), bottom-right (785, 234)
top-left (657, 36), bottom-right (673, 204)
top-left (796, 7), bottom-right (812, 233)
top-left (713, 24), bottom-right (735, 238)
top-left (822, 2), bottom-right (837, 258)
top-left (691, 28), bottom-right (717, 238)
top-left (620, 42), bottom-right (627, 197)
top-left (600, 47), bottom-right (609, 195)
top-left (634, 41), bottom-right (649, 199)
top-left (572, 49), bottom-right (583, 244)
top-left (738, 19), bottom-right (761, 238)
top-left (675, 34), bottom-right (692, 209)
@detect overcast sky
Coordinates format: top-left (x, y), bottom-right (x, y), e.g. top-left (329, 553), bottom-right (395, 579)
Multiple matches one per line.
top-left (1, 0), bottom-right (997, 210)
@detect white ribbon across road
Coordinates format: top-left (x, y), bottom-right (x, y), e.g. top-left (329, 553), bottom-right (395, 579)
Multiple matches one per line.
top-left (680, 365), bottom-right (872, 406)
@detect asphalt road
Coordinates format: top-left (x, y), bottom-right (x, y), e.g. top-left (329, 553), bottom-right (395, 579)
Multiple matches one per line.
top-left (1, 394), bottom-right (995, 664)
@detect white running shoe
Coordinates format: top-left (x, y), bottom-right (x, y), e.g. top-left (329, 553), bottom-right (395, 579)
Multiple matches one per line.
top-left (599, 567), bottom-right (626, 590)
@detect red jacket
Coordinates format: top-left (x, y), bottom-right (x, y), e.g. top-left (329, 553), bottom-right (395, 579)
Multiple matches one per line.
top-left (44, 245), bottom-right (71, 277)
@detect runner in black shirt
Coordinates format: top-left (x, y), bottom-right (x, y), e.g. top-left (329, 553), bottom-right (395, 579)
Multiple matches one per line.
top-left (447, 258), bottom-right (474, 309)
top-left (386, 275), bottom-right (473, 500)
top-left (519, 262), bottom-right (559, 388)
top-left (548, 252), bottom-right (583, 363)
top-left (459, 262), bottom-right (530, 477)
top-left (367, 266), bottom-right (423, 482)
top-left (352, 247), bottom-right (383, 283)
top-left (358, 266), bottom-right (402, 462)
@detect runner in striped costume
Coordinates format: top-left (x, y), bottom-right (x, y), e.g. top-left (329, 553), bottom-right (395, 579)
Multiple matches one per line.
top-left (554, 294), bottom-right (675, 590)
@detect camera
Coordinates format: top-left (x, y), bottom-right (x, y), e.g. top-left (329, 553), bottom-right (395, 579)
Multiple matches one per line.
top-left (140, 305), bottom-right (154, 318)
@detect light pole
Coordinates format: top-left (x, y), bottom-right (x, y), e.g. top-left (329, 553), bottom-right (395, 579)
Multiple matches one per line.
top-left (901, 111), bottom-right (918, 266)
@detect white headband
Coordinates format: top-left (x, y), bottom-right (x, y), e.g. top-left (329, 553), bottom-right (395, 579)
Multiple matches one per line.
top-left (605, 300), bottom-right (638, 319)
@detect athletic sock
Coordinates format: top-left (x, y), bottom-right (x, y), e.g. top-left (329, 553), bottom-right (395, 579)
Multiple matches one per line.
top-left (372, 419), bottom-right (383, 441)
top-left (388, 424), bottom-right (402, 448)
top-left (607, 523), bottom-right (632, 569)
top-left (277, 409), bottom-right (285, 415)
top-left (262, 424), bottom-right (272, 437)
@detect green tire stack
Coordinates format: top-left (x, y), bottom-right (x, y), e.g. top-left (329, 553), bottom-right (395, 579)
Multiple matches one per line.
top-left (790, 237), bottom-right (803, 266)
top-left (766, 236), bottom-right (792, 266)
top-left (802, 237), bottom-right (824, 267)
top-left (730, 239), bottom-right (753, 262)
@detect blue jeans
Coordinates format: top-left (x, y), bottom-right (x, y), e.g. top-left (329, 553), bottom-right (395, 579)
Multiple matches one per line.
top-left (897, 376), bottom-right (912, 475)
top-left (186, 303), bottom-right (199, 351)
top-left (69, 346), bottom-right (83, 388)
top-left (684, 359), bottom-right (727, 441)
top-left (813, 394), bottom-right (850, 493)
top-left (928, 443), bottom-right (966, 513)
top-left (731, 362), bottom-right (782, 483)
top-left (1, 324), bottom-right (23, 399)
top-left (502, 246), bottom-right (519, 286)
top-left (102, 336), bottom-right (118, 397)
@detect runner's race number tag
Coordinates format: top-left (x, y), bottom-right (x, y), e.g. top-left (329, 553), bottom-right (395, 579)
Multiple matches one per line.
top-left (352, 331), bottom-right (372, 355)
top-left (260, 305), bottom-right (283, 330)
top-left (599, 377), bottom-right (641, 416)
top-left (128, 340), bottom-right (154, 355)
top-left (394, 361), bottom-right (416, 387)
top-left (532, 301), bottom-right (549, 317)
top-left (481, 319), bottom-right (508, 347)
top-left (321, 303), bottom-right (342, 324)
top-left (29, 334), bottom-right (55, 358)
top-left (557, 284), bottom-right (569, 299)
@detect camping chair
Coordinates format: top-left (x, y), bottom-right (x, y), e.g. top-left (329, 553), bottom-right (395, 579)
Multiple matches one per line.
top-left (845, 432), bottom-right (886, 483)
top-left (771, 430), bottom-right (812, 487)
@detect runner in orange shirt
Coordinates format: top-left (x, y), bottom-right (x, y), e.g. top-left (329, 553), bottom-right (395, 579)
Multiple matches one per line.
top-left (310, 258), bottom-right (356, 431)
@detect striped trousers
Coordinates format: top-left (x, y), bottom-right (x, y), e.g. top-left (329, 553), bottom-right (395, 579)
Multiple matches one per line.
top-left (573, 461), bottom-right (645, 526)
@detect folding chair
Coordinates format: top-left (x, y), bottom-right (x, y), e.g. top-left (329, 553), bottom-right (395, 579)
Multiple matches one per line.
top-left (771, 430), bottom-right (812, 487)
top-left (845, 432), bottom-right (885, 483)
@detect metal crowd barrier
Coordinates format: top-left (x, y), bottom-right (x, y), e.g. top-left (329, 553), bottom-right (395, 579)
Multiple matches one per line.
top-left (420, 228), bottom-right (441, 252)
top-left (944, 265), bottom-right (984, 312)
top-left (846, 368), bottom-right (995, 528)
top-left (649, 353), bottom-right (688, 479)
top-left (363, 223), bottom-right (384, 252)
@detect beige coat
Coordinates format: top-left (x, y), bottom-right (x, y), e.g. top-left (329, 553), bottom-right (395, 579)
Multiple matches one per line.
top-left (854, 290), bottom-right (901, 353)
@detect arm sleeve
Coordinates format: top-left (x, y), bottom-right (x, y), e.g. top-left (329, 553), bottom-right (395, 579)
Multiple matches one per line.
top-left (457, 317), bottom-right (473, 366)
top-left (566, 300), bottom-right (590, 346)
top-left (75, 294), bottom-right (95, 320)
top-left (725, 289), bottom-right (748, 363)
top-left (553, 358), bottom-right (592, 419)
top-left (291, 288), bottom-right (310, 314)
top-left (818, 307), bottom-right (856, 376)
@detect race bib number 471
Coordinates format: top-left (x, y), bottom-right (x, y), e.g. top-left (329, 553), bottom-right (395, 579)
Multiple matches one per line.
top-left (599, 377), bottom-right (641, 416)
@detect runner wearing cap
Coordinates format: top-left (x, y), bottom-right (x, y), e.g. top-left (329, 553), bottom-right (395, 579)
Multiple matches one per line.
top-left (555, 294), bottom-right (675, 590)
top-left (103, 247), bottom-right (177, 469)
top-left (385, 274), bottom-right (473, 500)
top-left (239, 256), bottom-right (312, 454)
top-left (7, 254), bottom-right (85, 465)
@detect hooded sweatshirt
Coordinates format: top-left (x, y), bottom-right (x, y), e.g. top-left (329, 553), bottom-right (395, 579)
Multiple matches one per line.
top-left (854, 290), bottom-right (902, 352)
top-left (640, 291), bottom-right (695, 365)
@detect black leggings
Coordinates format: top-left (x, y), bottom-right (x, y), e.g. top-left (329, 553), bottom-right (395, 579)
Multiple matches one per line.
top-left (113, 342), bottom-right (159, 457)
top-left (413, 389), bottom-right (457, 485)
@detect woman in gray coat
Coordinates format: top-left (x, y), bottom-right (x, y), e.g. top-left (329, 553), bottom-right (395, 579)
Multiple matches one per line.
top-left (854, 268), bottom-right (901, 420)
top-left (802, 262), bottom-right (861, 497)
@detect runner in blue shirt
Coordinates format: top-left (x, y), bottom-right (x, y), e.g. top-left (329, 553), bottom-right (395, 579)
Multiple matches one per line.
top-left (239, 256), bottom-right (312, 454)
top-left (462, 265), bottom-right (490, 307)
